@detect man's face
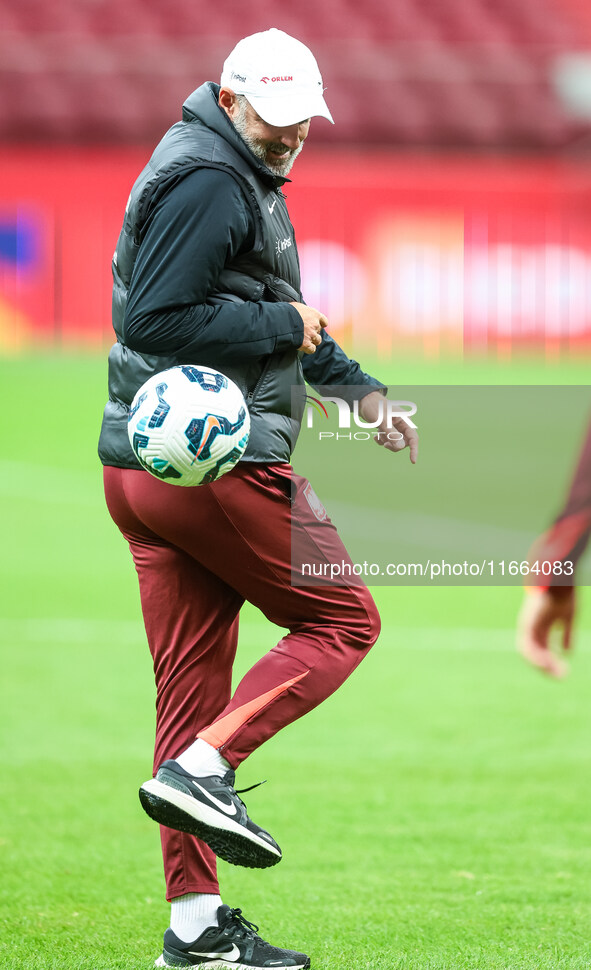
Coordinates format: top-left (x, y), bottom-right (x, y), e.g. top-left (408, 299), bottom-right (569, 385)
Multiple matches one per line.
top-left (226, 93), bottom-right (311, 177)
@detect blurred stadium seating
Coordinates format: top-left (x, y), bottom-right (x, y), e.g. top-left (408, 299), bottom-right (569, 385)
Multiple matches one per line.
top-left (1, 0), bottom-right (591, 149)
top-left (3, 1), bottom-right (591, 356)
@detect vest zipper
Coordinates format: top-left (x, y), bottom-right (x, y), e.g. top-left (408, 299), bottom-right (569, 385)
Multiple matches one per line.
top-left (246, 356), bottom-right (274, 407)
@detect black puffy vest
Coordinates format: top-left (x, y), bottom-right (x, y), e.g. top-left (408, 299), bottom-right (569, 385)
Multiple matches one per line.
top-left (98, 82), bottom-right (306, 468)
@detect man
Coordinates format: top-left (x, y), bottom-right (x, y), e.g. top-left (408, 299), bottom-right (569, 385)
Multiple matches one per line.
top-left (517, 414), bottom-right (591, 678)
top-left (99, 28), bottom-right (417, 969)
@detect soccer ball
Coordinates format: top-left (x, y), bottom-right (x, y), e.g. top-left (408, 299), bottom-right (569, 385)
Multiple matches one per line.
top-left (127, 365), bottom-right (250, 486)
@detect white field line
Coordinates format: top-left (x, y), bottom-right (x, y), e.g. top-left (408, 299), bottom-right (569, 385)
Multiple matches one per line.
top-left (0, 459), bottom-right (101, 507)
top-left (324, 501), bottom-right (591, 584)
top-left (0, 459), bottom-right (578, 563)
top-left (0, 617), bottom-right (146, 644)
top-left (0, 617), bottom-right (522, 652)
top-left (0, 460), bottom-right (537, 547)
top-left (325, 500), bottom-right (537, 557)
top-left (2, 458), bottom-right (589, 580)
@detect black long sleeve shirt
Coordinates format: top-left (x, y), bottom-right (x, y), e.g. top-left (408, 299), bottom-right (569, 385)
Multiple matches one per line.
top-left (122, 164), bottom-right (384, 402)
top-left (123, 167), bottom-right (304, 362)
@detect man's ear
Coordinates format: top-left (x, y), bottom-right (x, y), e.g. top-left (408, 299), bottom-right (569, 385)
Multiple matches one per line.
top-left (219, 87), bottom-right (237, 119)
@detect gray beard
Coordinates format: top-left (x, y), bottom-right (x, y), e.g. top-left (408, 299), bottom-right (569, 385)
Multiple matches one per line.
top-left (232, 101), bottom-right (303, 177)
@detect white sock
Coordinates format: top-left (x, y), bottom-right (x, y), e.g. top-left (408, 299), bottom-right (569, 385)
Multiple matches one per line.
top-left (175, 738), bottom-right (231, 778)
top-left (170, 892), bottom-right (222, 942)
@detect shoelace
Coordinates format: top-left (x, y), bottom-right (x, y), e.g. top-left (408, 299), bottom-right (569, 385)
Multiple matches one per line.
top-left (234, 779), bottom-right (267, 796)
top-left (224, 908), bottom-right (260, 940)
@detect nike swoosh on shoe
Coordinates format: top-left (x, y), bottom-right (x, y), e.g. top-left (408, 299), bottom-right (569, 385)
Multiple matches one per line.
top-left (188, 943), bottom-right (241, 960)
top-left (190, 780), bottom-right (241, 817)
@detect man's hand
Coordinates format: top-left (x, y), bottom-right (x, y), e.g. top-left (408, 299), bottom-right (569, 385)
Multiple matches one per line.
top-left (359, 390), bottom-right (418, 463)
top-left (290, 302), bottom-right (328, 355)
top-left (516, 586), bottom-right (575, 679)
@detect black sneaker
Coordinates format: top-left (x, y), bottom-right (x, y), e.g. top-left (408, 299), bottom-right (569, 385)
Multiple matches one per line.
top-left (154, 905), bottom-right (310, 969)
top-left (139, 760), bottom-right (282, 869)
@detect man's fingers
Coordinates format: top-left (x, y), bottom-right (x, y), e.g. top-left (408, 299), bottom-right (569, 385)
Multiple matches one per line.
top-left (373, 435), bottom-right (400, 453)
top-left (294, 305), bottom-right (327, 354)
top-left (302, 331), bottom-right (323, 353)
top-left (290, 302), bottom-right (329, 349)
top-left (373, 428), bottom-right (418, 463)
top-left (516, 593), bottom-right (571, 678)
top-left (519, 639), bottom-right (568, 678)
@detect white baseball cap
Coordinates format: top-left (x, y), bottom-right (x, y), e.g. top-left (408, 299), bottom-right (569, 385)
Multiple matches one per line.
top-left (220, 28), bottom-right (334, 127)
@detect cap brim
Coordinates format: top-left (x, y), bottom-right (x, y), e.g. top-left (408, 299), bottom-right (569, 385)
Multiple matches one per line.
top-left (247, 93), bottom-right (334, 127)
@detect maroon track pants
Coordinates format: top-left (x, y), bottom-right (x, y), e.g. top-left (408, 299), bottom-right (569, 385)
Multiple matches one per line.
top-left (103, 462), bottom-right (380, 900)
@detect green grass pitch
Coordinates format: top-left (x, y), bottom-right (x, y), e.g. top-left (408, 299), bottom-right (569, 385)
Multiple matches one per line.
top-left (1, 353), bottom-right (590, 969)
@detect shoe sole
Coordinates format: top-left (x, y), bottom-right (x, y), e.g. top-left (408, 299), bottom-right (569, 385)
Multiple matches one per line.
top-left (139, 779), bottom-right (282, 869)
top-left (156, 955), bottom-right (310, 969)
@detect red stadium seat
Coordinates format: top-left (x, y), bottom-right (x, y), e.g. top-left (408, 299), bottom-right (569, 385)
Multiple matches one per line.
top-left (0, 0), bottom-right (589, 148)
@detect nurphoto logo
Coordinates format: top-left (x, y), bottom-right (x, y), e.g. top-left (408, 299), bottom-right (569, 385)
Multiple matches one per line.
top-left (304, 395), bottom-right (418, 442)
